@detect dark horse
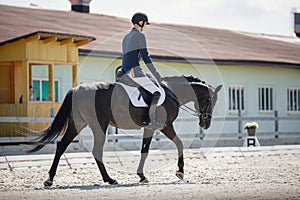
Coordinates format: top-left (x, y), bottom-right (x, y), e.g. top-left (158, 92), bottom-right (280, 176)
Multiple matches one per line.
top-left (27, 75), bottom-right (222, 186)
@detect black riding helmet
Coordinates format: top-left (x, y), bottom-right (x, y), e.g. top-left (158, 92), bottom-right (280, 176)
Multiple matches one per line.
top-left (131, 12), bottom-right (150, 27)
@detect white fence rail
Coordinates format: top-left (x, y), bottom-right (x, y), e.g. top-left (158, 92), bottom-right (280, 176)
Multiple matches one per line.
top-left (1, 110), bottom-right (300, 134)
top-left (0, 117), bottom-right (53, 123)
top-left (0, 110), bottom-right (299, 147)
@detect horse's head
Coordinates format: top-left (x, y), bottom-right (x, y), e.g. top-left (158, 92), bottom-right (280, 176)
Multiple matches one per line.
top-left (191, 83), bottom-right (223, 130)
top-left (162, 76), bottom-right (222, 129)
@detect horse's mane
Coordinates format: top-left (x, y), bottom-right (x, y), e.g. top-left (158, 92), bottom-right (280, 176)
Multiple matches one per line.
top-left (162, 75), bottom-right (206, 84)
top-left (183, 76), bottom-right (206, 84)
top-left (162, 75), bottom-right (214, 90)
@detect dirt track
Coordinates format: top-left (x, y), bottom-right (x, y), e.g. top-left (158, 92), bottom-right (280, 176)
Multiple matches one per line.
top-left (0, 148), bottom-right (300, 200)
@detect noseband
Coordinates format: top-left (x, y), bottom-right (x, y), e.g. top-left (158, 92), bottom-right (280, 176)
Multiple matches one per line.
top-left (201, 97), bottom-right (212, 120)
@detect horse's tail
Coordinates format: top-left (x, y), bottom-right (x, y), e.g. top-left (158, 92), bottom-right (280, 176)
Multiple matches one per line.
top-left (27, 90), bottom-right (73, 153)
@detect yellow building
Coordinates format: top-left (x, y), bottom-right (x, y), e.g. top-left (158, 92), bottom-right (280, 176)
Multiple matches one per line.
top-left (0, 31), bottom-right (95, 136)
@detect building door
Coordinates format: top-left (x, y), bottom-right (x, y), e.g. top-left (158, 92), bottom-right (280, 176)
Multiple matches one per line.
top-left (0, 64), bottom-right (13, 103)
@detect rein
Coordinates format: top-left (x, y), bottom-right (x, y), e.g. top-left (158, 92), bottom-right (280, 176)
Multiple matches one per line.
top-left (180, 97), bottom-right (212, 119)
top-left (180, 105), bottom-right (200, 117)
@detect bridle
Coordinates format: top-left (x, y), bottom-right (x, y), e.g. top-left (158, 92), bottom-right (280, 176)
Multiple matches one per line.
top-left (180, 96), bottom-right (212, 120)
top-left (201, 97), bottom-right (212, 120)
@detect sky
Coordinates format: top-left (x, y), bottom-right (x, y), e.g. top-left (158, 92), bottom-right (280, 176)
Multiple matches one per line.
top-left (0, 0), bottom-right (300, 36)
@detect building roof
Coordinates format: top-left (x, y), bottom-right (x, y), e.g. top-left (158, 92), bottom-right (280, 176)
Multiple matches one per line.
top-left (1, 5), bottom-right (300, 67)
top-left (0, 31), bottom-right (95, 46)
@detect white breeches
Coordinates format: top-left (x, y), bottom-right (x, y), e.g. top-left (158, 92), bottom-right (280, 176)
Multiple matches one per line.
top-left (126, 70), bottom-right (160, 94)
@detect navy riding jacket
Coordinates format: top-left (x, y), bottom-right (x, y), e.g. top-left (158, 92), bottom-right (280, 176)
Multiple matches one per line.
top-left (121, 28), bottom-right (160, 80)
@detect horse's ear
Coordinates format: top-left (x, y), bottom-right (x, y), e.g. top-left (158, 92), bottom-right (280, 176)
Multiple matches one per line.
top-left (215, 85), bottom-right (223, 93)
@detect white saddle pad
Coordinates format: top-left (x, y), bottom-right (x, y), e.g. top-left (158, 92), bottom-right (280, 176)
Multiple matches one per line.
top-left (117, 83), bottom-right (166, 107)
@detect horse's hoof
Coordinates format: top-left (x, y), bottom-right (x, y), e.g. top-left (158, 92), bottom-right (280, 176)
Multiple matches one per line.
top-left (109, 179), bottom-right (118, 185)
top-left (139, 177), bottom-right (149, 183)
top-left (44, 179), bottom-right (53, 187)
top-left (176, 171), bottom-right (184, 180)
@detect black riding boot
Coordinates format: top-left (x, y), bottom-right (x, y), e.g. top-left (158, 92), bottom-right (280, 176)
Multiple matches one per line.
top-left (146, 91), bottom-right (164, 130)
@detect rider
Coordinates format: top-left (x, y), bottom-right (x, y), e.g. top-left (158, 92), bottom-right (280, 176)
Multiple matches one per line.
top-left (118, 12), bottom-right (163, 129)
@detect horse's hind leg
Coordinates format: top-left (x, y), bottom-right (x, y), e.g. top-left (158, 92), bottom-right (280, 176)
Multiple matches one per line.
top-left (161, 124), bottom-right (184, 180)
top-left (44, 118), bottom-right (78, 186)
top-left (137, 128), bottom-right (154, 183)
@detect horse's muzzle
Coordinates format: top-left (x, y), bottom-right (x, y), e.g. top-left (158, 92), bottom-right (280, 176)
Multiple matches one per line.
top-left (199, 122), bottom-right (209, 130)
top-left (199, 114), bottom-right (211, 130)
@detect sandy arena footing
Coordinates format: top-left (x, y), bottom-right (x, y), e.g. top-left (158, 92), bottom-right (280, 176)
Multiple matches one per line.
top-left (0, 145), bottom-right (299, 200)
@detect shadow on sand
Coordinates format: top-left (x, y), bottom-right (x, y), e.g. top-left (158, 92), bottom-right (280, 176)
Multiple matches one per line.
top-left (34, 180), bottom-right (195, 191)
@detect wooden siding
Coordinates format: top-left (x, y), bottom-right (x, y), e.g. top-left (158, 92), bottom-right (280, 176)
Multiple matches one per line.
top-left (26, 40), bottom-right (78, 63)
top-left (13, 61), bottom-right (23, 103)
top-left (27, 102), bottom-right (61, 117)
top-left (0, 37), bottom-right (79, 63)
top-left (0, 103), bottom-right (61, 137)
top-left (0, 41), bottom-right (26, 61)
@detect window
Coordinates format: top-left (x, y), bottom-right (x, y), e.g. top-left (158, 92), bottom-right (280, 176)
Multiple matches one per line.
top-left (32, 79), bottom-right (59, 102)
top-left (287, 88), bottom-right (300, 112)
top-left (259, 86), bottom-right (273, 111)
top-left (228, 85), bottom-right (245, 111)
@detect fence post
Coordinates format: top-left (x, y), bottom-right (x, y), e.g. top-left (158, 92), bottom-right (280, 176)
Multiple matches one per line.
top-left (238, 109), bottom-right (242, 139)
top-left (115, 127), bottom-right (119, 142)
top-left (274, 110), bottom-right (279, 138)
top-left (199, 127), bottom-right (204, 140)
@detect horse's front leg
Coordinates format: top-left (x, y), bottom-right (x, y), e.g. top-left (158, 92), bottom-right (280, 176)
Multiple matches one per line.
top-left (91, 126), bottom-right (117, 185)
top-left (137, 128), bottom-right (155, 183)
top-left (161, 124), bottom-right (184, 180)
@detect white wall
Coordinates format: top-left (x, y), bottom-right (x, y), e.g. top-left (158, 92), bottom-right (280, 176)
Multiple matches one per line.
top-left (219, 65), bottom-right (300, 133)
top-left (77, 56), bottom-right (121, 82)
top-left (74, 56), bottom-right (300, 134)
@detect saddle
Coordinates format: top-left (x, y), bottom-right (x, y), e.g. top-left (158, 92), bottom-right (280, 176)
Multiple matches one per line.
top-left (116, 74), bottom-right (166, 107)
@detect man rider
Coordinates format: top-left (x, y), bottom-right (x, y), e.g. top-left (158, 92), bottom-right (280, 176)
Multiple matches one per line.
top-left (119, 12), bottom-right (163, 129)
